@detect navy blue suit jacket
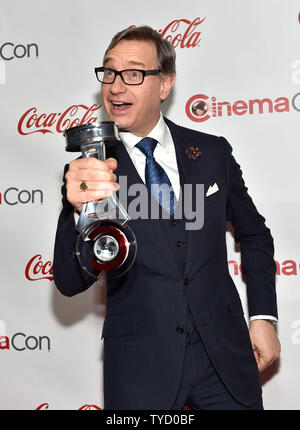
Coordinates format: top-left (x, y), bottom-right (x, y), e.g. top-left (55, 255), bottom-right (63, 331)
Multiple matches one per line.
top-left (53, 118), bottom-right (277, 409)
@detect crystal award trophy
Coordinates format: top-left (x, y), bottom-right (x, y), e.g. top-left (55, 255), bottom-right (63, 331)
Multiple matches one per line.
top-left (64, 122), bottom-right (137, 280)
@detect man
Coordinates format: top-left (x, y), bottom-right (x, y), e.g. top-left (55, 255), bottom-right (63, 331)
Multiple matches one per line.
top-left (53, 26), bottom-right (280, 410)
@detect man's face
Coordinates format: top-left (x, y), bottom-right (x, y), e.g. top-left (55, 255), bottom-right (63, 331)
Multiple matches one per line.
top-left (101, 39), bottom-right (175, 137)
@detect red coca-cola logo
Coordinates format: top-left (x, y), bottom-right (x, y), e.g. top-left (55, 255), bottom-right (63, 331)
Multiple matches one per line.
top-left (25, 254), bottom-right (53, 281)
top-left (36, 402), bottom-right (102, 410)
top-left (17, 103), bottom-right (102, 135)
top-left (130, 17), bottom-right (206, 48)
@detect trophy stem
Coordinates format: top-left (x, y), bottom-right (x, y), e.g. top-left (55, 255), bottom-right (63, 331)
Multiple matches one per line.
top-left (76, 138), bottom-right (130, 238)
top-left (81, 140), bottom-right (106, 161)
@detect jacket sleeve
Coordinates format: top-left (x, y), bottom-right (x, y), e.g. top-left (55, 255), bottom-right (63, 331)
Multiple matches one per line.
top-left (53, 164), bottom-right (95, 296)
top-left (223, 137), bottom-right (278, 319)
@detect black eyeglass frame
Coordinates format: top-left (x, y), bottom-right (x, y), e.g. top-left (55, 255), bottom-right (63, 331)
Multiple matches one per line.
top-left (94, 67), bottom-right (161, 85)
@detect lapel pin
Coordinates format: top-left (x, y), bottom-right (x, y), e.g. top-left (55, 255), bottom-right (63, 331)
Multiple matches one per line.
top-left (185, 146), bottom-right (202, 160)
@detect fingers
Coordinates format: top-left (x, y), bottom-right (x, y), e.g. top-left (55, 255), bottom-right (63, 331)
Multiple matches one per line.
top-left (67, 167), bottom-right (117, 184)
top-left (254, 350), bottom-right (279, 372)
top-left (249, 320), bottom-right (281, 373)
top-left (68, 157), bottom-right (117, 178)
top-left (255, 338), bottom-right (281, 372)
top-left (105, 157), bottom-right (118, 171)
top-left (65, 157), bottom-right (119, 212)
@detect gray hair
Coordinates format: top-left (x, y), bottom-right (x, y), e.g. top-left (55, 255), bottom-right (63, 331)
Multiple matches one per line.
top-left (104, 25), bottom-right (176, 75)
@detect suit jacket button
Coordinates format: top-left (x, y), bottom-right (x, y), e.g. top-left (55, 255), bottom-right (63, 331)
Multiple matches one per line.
top-left (184, 278), bottom-right (189, 286)
top-left (176, 241), bottom-right (185, 247)
top-left (176, 326), bottom-right (184, 334)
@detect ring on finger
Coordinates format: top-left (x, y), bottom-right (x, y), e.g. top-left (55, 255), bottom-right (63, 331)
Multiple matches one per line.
top-left (80, 180), bottom-right (88, 191)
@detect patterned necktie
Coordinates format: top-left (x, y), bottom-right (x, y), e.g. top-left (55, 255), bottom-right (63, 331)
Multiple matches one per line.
top-left (135, 137), bottom-right (176, 214)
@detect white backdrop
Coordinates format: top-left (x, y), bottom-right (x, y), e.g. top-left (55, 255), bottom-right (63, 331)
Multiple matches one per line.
top-left (0, 0), bottom-right (299, 410)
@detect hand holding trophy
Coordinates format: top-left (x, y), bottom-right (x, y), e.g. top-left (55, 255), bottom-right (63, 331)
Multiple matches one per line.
top-left (64, 122), bottom-right (137, 280)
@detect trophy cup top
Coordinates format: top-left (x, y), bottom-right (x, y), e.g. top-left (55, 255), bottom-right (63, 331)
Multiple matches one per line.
top-left (64, 121), bottom-right (120, 152)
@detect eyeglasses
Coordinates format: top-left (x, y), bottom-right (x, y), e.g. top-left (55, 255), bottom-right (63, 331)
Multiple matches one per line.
top-left (94, 67), bottom-right (160, 85)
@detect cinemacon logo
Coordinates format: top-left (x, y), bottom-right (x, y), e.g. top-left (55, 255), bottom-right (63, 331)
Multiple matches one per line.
top-left (0, 323), bottom-right (50, 352)
top-left (0, 42), bottom-right (38, 61)
top-left (186, 92), bottom-right (300, 122)
top-left (229, 259), bottom-right (299, 276)
top-left (0, 334), bottom-right (50, 352)
top-left (0, 187), bottom-right (43, 205)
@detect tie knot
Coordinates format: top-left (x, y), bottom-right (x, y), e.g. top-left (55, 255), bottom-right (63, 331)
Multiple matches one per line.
top-left (135, 137), bottom-right (158, 158)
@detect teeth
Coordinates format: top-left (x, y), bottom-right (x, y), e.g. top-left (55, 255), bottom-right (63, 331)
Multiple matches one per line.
top-left (112, 102), bottom-right (132, 110)
top-left (112, 102), bottom-right (132, 106)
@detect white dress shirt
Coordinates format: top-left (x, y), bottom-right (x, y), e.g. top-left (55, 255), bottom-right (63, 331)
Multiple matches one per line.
top-left (119, 112), bottom-right (180, 200)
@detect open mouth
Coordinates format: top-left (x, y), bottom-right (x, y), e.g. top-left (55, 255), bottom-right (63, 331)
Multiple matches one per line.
top-left (111, 101), bottom-right (132, 112)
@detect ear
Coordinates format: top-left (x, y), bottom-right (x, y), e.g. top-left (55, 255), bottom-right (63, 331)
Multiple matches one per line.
top-left (160, 73), bottom-right (176, 101)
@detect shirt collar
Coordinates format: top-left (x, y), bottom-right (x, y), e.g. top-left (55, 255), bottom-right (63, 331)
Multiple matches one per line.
top-left (119, 112), bottom-right (169, 152)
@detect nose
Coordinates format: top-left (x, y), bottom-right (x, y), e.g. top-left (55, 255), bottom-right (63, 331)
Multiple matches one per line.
top-left (109, 74), bottom-right (127, 94)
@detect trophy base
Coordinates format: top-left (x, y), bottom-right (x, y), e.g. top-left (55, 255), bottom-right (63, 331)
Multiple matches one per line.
top-left (76, 221), bottom-right (137, 280)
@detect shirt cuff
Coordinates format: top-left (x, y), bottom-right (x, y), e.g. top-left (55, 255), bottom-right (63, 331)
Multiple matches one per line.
top-left (249, 315), bottom-right (278, 322)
